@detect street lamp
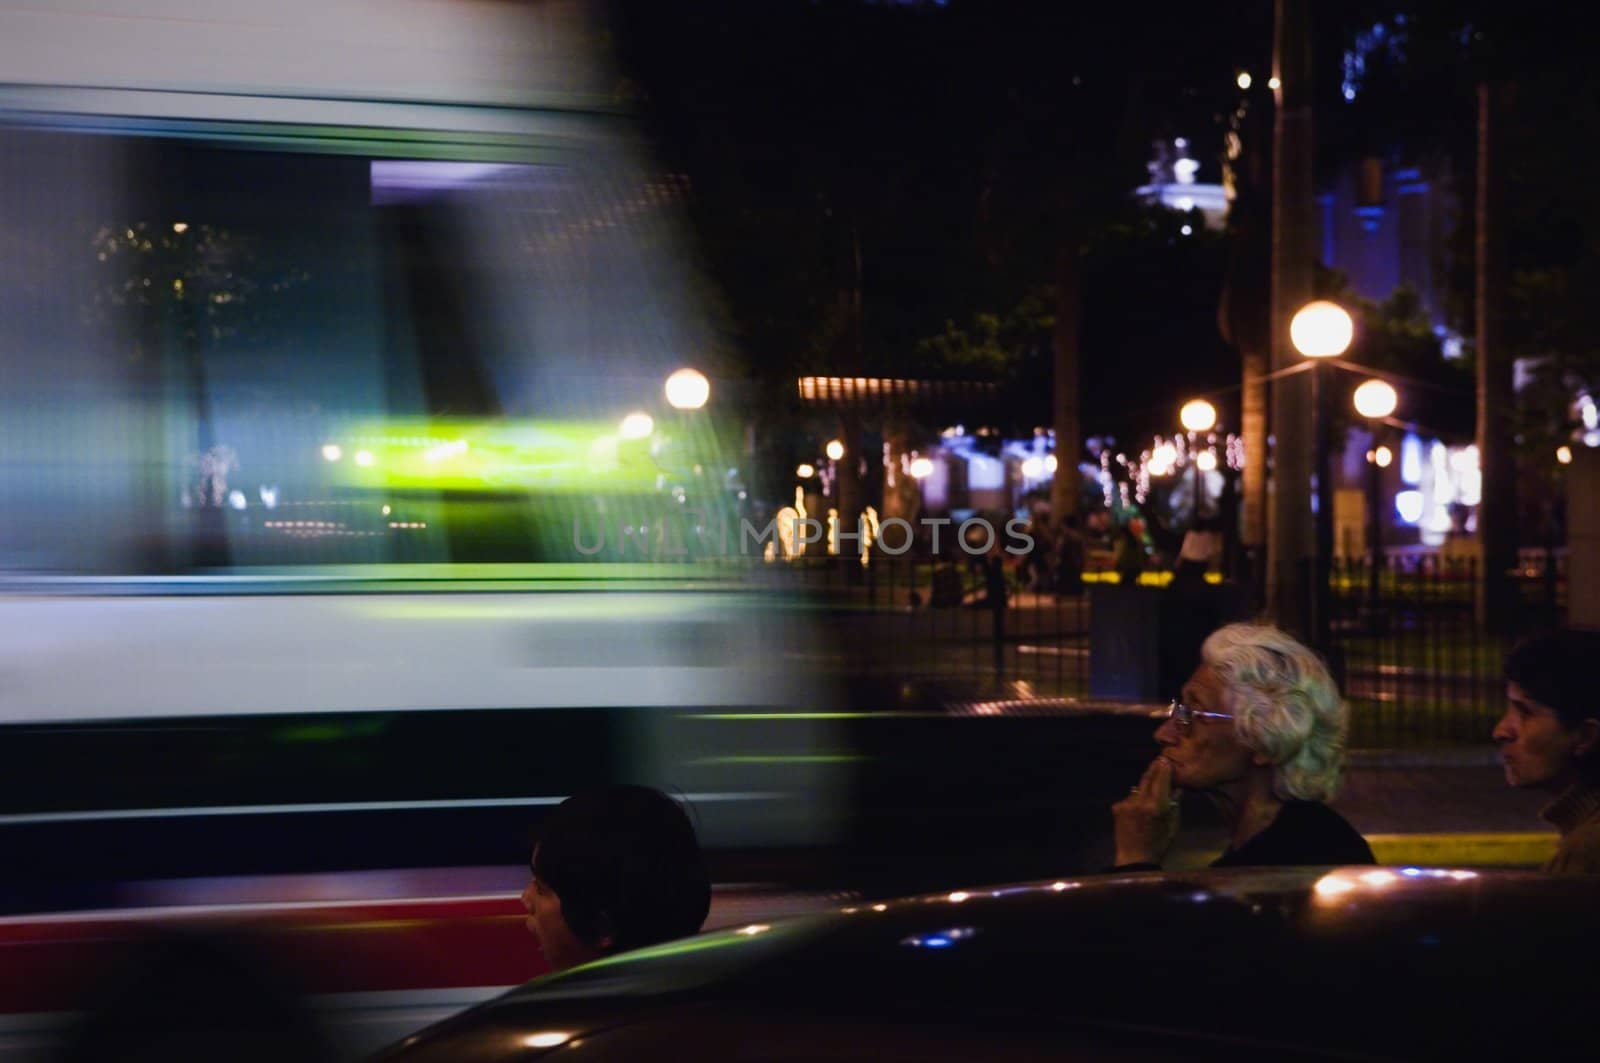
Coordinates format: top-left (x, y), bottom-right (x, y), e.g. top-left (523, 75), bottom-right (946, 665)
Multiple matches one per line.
top-left (1290, 301), bottom-right (1354, 358)
top-left (1291, 300), bottom-right (1354, 653)
top-left (1353, 378), bottom-right (1397, 617)
top-left (664, 368), bottom-right (710, 410)
top-left (1179, 399), bottom-right (1217, 530)
top-left (1352, 379), bottom-right (1397, 419)
top-left (820, 439), bottom-right (846, 500)
top-left (1180, 399), bottom-right (1216, 432)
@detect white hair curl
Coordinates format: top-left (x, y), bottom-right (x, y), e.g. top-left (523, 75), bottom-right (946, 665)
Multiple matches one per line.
top-left (1200, 623), bottom-right (1348, 802)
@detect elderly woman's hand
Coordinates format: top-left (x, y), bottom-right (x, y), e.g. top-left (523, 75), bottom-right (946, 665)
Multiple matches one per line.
top-left (1112, 758), bottom-right (1180, 867)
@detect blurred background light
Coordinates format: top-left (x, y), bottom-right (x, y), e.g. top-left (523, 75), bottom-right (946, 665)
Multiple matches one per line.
top-left (619, 411), bottom-right (654, 440)
top-left (664, 368), bottom-right (710, 410)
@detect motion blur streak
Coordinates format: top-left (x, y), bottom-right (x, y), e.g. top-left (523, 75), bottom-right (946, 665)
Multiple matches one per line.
top-left (0, 4), bottom-right (842, 1058)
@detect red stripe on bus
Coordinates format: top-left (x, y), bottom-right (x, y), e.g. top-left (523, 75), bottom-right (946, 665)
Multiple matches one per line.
top-left (0, 898), bottom-right (548, 1013)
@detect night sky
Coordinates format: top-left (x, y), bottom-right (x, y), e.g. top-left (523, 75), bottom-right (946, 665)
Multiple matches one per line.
top-left (601, 0), bottom-right (1312, 441)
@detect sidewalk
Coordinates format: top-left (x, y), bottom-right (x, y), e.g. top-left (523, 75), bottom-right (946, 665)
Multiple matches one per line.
top-left (1338, 749), bottom-right (1555, 868)
top-left (1167, 747), bottom-right (1556, 869)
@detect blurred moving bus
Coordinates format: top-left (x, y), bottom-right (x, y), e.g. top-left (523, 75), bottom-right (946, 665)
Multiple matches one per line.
top-left (0, 0), bottom-right (843, 911)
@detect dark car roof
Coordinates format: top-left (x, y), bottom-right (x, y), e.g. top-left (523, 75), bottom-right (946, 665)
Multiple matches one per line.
top-left (379, 868), bottom-right (1600, 1061)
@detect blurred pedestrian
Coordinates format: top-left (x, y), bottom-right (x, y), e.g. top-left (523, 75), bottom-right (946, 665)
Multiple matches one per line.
top-left (522, 784), bottom-right (711, 971)
top-left (1111, 522), bottom-right (1145, 585)
top-left (1171, 514), bottom-right (1222, 591)
top-left (1054, 511), bottom-right (1085, 597)
top-left (982, 535), bottom-right (1008, 607)
top-left (1492, 629), bottom-right (1600, 874)
top-left (1022, 512), bottom-right (1057, 592)
top-left (1110, 623), bottom-right (1374, 870)
top-left (962, 517), bottom-right (1008, 609)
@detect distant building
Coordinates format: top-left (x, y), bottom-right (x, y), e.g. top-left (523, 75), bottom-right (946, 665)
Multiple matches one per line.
top-left (1317, 155), bottom-right (1458, 347)
top-left (1135, 137), bottom-right (1230, 232)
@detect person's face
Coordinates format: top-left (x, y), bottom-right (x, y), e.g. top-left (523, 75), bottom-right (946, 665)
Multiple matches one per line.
top-left (1154, 663), bottom-right (1261, 791)
top-left (1492, 682), bottom-right (1595, 790)
top-left (521, 847), bottom-right (607, 972)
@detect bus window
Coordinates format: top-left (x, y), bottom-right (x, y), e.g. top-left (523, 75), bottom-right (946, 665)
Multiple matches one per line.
top-left (0, 129), bottom-right (732, 573)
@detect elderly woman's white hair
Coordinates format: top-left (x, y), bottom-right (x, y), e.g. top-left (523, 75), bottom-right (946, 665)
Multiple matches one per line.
top-left (1200, 622), bottom-right (1349, 802)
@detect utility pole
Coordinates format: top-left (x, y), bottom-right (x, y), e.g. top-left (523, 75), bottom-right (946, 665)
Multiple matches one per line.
top-left (1267, 0), bottom-right (1316, 639)
top-left (836, 218), bottom-right (865, 537)
top-left (1049, 235), bottom-right (1083, 525)
top-left (1476, 81), bottom-right (1519, 631)
top-left (1219, 71), bottom-right (1272, 593)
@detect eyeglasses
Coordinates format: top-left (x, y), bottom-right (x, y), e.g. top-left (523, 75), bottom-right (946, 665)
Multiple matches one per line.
top-left (1165, 699), bottom-right (1233, 732)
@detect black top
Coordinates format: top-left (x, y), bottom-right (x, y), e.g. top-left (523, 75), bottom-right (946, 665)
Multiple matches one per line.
top-left (1210, 800), bottom-right (1376, 868)
top-left (1114, 800), bottom-right (1376, 873)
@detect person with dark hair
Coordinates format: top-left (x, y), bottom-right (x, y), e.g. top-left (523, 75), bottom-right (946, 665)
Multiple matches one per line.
top-left (1493, 628), bottom-right (1600, 874)
top-left (521, 784), bottom-right (711, 970)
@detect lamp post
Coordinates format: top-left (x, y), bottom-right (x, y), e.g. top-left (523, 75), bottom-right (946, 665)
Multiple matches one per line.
top-left (1353, 378), bottom-right (1398, 621)
top-left (1290, 300), bottom-right (1354, 654)
top-left (1179, 399), bottom-right (1217, 532)
top-left (660, 368), bottom-right (710, 519)
top-left (824, 439), bottom-right (845, 496)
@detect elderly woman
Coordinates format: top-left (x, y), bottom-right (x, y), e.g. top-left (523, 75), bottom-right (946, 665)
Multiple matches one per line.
top-left (1112, 622), bottom-right (1375, 870)
top-left (1492, 629), bottom-right (1600, 874)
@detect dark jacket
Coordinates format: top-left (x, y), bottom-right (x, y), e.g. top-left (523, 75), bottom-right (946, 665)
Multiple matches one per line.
top-left (1541, 782), bottom-right (1600, 874)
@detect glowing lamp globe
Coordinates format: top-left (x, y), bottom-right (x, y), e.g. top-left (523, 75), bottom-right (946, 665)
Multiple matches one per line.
top-left (1290, 301), bottom-right (1354, 359)
top-left (1353, 379), bottom-right (1398, 420)
top-left (1180, 399), bottom-right (1217, 433)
